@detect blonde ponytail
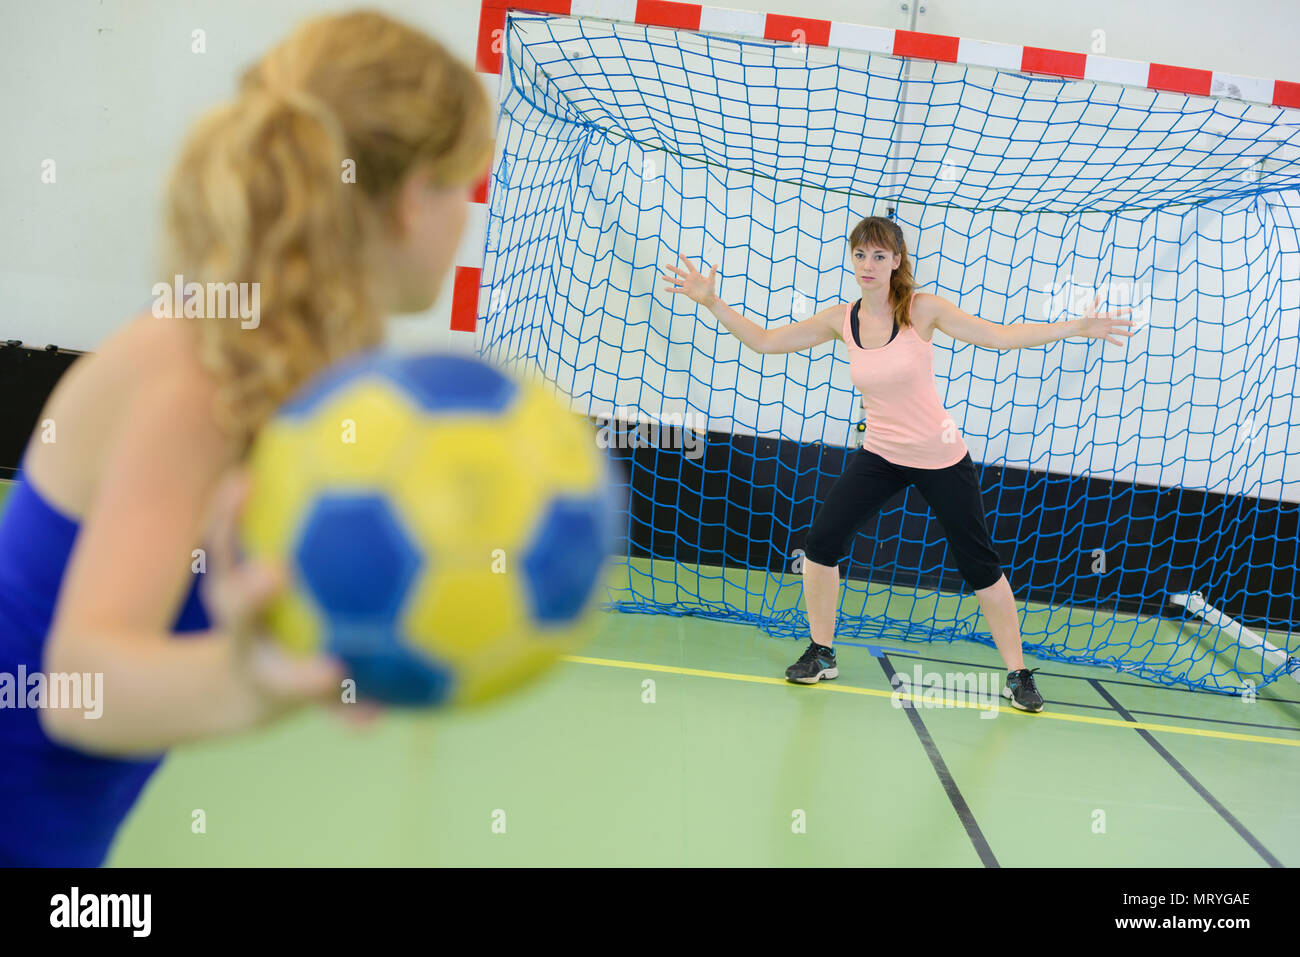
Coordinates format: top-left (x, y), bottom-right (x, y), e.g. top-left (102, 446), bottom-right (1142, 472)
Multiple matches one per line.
top-left (160, 11), bottom-right (493, 450)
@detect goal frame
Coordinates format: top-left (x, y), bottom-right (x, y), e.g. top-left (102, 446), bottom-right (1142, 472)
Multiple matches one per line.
top-left (458, 0), bottom-right (1300, 690)
top-left (451, 0), bottom-right (1300, 334)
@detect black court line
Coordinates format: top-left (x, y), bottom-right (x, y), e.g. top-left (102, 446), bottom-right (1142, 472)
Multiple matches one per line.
top-left (872, 645), bottom-right (1300, 709)
top-left (1088, 679), bottom-right (1283, 868)
top-left (877, 654), bottom-right (999, 868)
top-left (887, 686), bottom-right (1298, 736)
top-left (871, 653), bottom-right (1300, 736)
top-left (1092, 707), bottom-right (1300, 736)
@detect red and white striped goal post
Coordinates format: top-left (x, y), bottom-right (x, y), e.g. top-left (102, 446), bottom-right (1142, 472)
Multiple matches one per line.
top-left (449, 0), bottom-right (1300, 334)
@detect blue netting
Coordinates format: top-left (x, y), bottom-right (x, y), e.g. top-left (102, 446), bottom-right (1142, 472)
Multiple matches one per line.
top-left (478, 13), bottom-right (1300, 693)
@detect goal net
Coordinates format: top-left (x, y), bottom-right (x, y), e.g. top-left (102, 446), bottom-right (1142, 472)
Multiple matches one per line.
top-left (478, 11), bottom-right (1300, 692)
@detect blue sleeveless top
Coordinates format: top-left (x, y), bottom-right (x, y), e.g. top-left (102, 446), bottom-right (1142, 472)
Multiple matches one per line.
top-left (0, 465), bottom-right (210, 866)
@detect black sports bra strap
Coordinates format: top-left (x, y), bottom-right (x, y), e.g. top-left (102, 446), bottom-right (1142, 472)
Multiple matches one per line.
top-left (850, 299), bottom-right (899, 350)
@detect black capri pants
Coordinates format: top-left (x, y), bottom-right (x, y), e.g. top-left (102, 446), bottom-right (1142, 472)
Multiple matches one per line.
top-left (803, 447), bottom-right (1004, 591)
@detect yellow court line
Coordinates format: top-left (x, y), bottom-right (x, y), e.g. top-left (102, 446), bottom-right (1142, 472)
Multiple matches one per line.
top-left (561, 654), bottom-right (1300, 749)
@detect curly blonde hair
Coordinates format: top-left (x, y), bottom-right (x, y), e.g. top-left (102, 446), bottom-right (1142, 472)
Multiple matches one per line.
top-left (161, 10), bottom-right (493, 449)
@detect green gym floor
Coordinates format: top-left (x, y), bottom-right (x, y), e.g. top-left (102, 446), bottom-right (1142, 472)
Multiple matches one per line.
top-left (3, 479), bottom-right (1298, 866)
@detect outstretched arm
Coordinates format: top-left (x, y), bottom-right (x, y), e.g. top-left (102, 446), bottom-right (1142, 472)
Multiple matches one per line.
top-left (661, 254), bottom-right (840, 354)
top-left (926, 292), bottom-right (1134, 349)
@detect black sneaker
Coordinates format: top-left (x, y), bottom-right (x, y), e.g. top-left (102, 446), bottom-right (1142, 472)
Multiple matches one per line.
top-left (1003, 668), bottom-right (1044, 712)
top-left (785, 641), bottom-right (838, 684)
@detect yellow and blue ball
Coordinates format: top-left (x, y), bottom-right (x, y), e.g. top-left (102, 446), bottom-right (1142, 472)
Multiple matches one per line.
top-left (240, 350), bottom-right (615, 708)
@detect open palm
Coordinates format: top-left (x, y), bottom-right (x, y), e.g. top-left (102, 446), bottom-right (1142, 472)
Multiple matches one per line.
top-left (661, 254), bottom-right (717, 305)
top-left (1079, 293), bottom-right (1135, 346)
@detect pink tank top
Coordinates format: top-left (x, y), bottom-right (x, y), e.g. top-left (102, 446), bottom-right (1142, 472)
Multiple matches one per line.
top-left (843, 295), bottom-right (969, 469)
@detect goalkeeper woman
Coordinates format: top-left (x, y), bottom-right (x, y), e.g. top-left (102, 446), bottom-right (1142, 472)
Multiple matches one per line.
top-left (662, 216), bottom-right (1132, 713)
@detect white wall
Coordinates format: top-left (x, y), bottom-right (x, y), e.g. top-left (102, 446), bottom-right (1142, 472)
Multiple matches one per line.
top-left (3, 0), bottom-right (1298, 353)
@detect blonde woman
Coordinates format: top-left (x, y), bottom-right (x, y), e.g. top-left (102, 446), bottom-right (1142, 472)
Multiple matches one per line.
top-left (0, 11), bottom-right (492, 866)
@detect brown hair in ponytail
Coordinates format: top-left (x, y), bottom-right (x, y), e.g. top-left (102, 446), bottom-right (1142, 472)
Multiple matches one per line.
top-left (847, 216), bottom-right (916, 330)
top-left (160, 10), bottom-right (493, 450)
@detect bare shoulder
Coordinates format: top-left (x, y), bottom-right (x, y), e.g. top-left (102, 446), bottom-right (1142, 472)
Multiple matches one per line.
top-left (25, 312), bottom-right (233, 515)
top-left (815, 300), bottom-right (848, 342)
top-left (99, 313), bottom-right (229, 442)
top-left (61, 313), bottom-right (218, 417)
top-left (112, 311), bottom-right (208, 368)
top-left (909, 292), bottom-right (944, 339)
